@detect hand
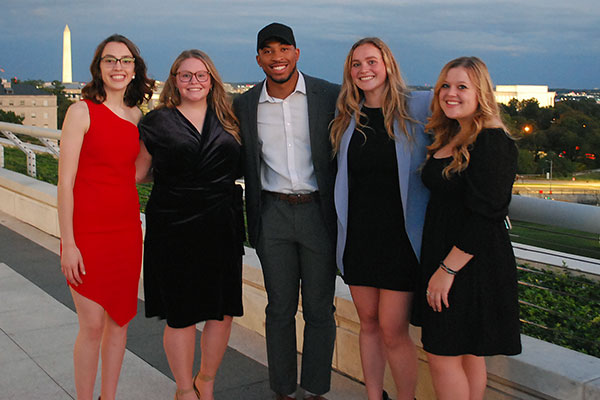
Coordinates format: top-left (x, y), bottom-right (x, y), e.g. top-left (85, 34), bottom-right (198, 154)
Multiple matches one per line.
top-left (61, 243), bottom-right (85, 286)
top-left (426, 267), bottom-right (455, 312)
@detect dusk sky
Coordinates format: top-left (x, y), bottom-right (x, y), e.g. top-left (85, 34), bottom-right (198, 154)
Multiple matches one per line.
top-left (1, 0), bottom-right (598, 89)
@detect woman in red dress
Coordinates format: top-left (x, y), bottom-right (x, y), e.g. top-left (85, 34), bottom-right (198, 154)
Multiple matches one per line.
top-left (57, 34), bottom-right (154, 400)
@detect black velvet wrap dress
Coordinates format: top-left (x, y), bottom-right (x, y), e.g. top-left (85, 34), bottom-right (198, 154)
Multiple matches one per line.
top-left (413, 128), bottom-right (522, 357)
top-left (139, 107), bottom-right (244, 328)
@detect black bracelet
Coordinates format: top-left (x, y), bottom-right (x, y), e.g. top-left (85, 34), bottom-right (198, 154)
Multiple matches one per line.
top-left (440, 261), bottom-right (458, 275)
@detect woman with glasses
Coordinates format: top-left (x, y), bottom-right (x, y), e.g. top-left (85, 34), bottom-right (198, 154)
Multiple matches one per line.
top-left (57, 34), bottom-right (154, 400)
top-left (136, 49), bottom-right (243, 400)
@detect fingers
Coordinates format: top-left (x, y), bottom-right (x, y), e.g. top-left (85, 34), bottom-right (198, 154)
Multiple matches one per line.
top-left (442, 292), bottom-right (450, 309)
top-left (426, 290), bottom-right (450, 312)
top-left (60, 246), bottom-right (85, 286)
top-left (72, 265), bottom-right (83, 285)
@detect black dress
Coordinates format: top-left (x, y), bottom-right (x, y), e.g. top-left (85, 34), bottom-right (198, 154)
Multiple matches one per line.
top-left (342, 107), bottom-right (418, 291)
top-left (414, 128), bottom-right (522, 356)
top-left (139, 107), bottom-right (244, 328)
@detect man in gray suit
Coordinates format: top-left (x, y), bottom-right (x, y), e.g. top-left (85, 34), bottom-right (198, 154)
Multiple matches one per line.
top-left (233, 23), bottom-right (339, 400)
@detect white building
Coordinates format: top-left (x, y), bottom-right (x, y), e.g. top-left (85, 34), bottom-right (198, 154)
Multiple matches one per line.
top-left (495, 85), bottom-right (556, 108)
top-left (0, 80), bottom-right (57, 129)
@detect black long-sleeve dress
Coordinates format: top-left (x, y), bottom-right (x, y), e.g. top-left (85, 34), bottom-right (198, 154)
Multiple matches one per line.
top-left (139, 107), bottom-right (244, 328)
top-left (413, 128), bottom-right (522, 356)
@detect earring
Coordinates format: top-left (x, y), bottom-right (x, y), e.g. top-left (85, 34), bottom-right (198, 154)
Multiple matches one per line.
top-left (132, 75), bottom-right (136, 79)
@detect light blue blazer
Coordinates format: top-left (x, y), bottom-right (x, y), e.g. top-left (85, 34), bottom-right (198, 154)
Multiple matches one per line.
top-left (334, 90), bottom-right (433, 275)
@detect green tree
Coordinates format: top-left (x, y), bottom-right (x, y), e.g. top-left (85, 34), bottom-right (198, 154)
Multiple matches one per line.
top-left (0, 109), bottom-right (24, 124)
top-left (517, 148), bottom-right (537, 174)
top-left (519, 98), bottom-right (541, 121)
top-left (45, 80), bottom-right (73, 129)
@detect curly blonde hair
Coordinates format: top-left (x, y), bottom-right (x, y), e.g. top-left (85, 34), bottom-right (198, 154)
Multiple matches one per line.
top-left (159, 49), bottom-right (240, 142)
top-left (426, 56), bottom-right (509, 178)
top-left (330, 37), bottom-right (415, 154)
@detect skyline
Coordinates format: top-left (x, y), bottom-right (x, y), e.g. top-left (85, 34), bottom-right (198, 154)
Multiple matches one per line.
top-left (1, 1), bottom-right (599, 89)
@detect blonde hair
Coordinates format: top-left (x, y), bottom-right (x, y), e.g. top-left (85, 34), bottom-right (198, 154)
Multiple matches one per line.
top-left (330, 37), bottom-right (416, 154)
top-left (426, 56), bottom-right (509, 177)
top-left (159, 49), bottom-right (240, 142)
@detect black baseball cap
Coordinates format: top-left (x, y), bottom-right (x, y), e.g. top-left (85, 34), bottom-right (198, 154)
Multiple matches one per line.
top-left (257, 22), bottom-right (296, 52)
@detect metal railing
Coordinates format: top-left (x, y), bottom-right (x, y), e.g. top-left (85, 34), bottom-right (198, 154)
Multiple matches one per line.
top-left (0, 121), bottom-right (60, 177)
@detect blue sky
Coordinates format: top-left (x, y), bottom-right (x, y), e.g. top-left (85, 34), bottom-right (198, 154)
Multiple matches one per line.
top-left (1, 0), bottom-right (598, 89)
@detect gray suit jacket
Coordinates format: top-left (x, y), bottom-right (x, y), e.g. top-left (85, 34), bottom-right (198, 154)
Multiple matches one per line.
top-left (233, 73), bottom-right (340, 247)
top-left (333, 90), bottom-right (433, 274)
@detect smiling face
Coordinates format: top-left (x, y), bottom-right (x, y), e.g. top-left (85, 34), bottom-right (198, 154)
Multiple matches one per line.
top-left (99, 41), bottom-right (135, 93)
top-left (175, 57), bottom-right (212, 105)
top-left (439, 66), bottom-right (479, 126)
top-left (350, 43), bottom-right (388, 106)
top-left (256, 40), bottom-right (300, 85)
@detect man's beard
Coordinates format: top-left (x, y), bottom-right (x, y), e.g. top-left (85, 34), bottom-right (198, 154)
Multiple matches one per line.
top-left (268, 66), bottom-right (297, 84)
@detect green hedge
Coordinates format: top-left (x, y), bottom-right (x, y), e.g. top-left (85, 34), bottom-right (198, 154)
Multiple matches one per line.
top-left (518, 265), bottom-right (600, 358)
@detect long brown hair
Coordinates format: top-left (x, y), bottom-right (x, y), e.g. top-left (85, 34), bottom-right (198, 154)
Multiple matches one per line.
top-left (81, 34), bottom-right (155, 106)
top-left (330, 37), bottom-right (415, 153)
top-left (426, 56), bottom-right (510, 178)
top-left (159, 49), bottom-right (240, 142)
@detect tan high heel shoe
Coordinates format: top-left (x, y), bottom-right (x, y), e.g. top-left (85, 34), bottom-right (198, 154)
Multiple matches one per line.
top-left (175, 387), bottom-right (197, 400)
top-left (193, 370), bottom-right (215, 399)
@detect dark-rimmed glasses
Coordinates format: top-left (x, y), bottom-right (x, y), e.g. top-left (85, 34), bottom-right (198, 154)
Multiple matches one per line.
top-left (175, 70), bottom-right (210, 83)
top-left (101, 56), bottom-right (136, 67)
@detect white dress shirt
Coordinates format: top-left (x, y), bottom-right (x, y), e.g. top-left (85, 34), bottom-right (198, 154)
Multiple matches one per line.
top-left (257, 72), bottom-right (318, 194)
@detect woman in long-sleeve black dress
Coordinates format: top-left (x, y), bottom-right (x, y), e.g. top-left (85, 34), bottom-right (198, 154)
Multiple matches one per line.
top-left (414, 57), bottom-right (521, 400)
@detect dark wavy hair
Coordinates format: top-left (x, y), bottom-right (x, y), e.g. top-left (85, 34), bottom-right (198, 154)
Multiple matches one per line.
top-left (81, 34), bottom-right (155, 106)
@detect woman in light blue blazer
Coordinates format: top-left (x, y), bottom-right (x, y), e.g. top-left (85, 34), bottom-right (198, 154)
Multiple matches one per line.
top-left (330, 37), bottom-right (432, 400)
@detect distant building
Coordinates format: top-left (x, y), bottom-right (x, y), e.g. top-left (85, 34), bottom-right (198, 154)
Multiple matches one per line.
top-left (495, 85), bottom-right (556, 108)
top-left (62, 82), bottom-right (85, 101)
top-left (0, 80), bottom-right (57, 129)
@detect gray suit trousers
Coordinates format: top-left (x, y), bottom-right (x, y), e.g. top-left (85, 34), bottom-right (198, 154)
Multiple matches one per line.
top-left (256, 193), bottom-right (337, 395)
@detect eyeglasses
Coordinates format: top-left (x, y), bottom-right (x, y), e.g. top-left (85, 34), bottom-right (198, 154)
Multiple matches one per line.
top-left (175, 70), bottom-right (210, 83)
top-left (100, 56), bottom-right (136, 67)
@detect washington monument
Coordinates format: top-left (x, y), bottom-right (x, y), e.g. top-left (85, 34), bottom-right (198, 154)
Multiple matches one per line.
top-left (62, 25), bottom-right (72, 83)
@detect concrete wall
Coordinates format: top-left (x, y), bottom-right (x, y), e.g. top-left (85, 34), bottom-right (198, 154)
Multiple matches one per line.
top-left (2, 166), bottom-right (600, 399)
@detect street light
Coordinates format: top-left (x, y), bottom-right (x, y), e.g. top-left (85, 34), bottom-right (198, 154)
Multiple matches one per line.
top-left (546, 159), bottom-right (553, 196)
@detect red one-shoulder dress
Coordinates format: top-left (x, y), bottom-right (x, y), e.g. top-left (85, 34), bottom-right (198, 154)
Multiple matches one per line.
top-left (68, 99), bottom-right (143, 326)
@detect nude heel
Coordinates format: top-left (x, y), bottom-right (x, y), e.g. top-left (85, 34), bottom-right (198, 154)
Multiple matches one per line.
top-left (175, 387), bottom-right (197, 400)
top-left (193, 370), bottom-right (215, 398)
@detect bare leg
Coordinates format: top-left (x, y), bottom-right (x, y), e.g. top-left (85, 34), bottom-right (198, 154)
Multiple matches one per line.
top-left (71, 288), bottom-right (105, 400)
top-left (350, 286), bottom-right (386, 400)
top-left (164, 325), bottom-right (198, 400)
top-left (427, 353), bottom-right (470, 400)
top-left (195, 316), bottom-right (234, 400)
top-left (378, 290), bottom-right (417, 400)
top-left (463, 355), bottom-right (487, 400)
top-left (99, 315), bottom-right (129, 400)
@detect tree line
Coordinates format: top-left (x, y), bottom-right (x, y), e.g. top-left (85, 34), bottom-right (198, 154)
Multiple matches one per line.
top-left (501, 98), bottom-right (600, 177)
